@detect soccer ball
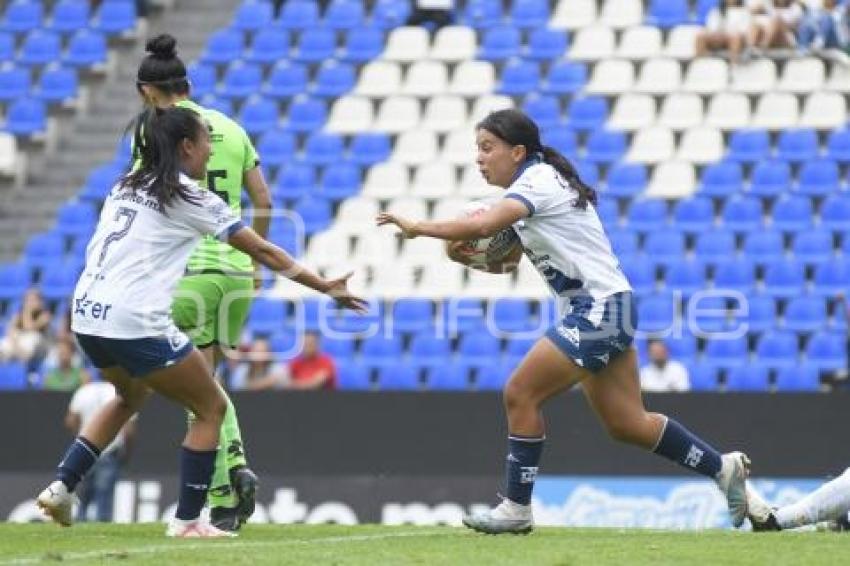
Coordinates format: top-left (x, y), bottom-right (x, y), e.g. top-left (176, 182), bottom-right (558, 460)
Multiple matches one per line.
top-left (454, 201), bottom-right (521, 265)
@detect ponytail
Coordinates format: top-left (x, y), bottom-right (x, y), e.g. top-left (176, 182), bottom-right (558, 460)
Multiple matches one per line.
top-left (541, 145), bottom-right (597, 210)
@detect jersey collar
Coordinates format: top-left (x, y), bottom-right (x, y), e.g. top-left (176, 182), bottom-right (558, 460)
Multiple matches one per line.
top-left (510, 153), bottom-right (543, 184)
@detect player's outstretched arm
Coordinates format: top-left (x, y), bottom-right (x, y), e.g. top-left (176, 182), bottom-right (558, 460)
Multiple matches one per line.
top-left (227, 227), bottom-right (367, 312)
top-left (376, 199), bottom-right (528, 241)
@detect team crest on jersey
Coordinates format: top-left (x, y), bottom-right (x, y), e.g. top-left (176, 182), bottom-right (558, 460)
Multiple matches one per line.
top-left (167, 331), bottom-right (189, 352)
top-left (557, 324), bottom-right (581, 347)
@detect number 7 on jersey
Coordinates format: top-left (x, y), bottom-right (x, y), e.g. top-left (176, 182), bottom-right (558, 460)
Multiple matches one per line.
top-left (97, 206), bottom-right (137, 267)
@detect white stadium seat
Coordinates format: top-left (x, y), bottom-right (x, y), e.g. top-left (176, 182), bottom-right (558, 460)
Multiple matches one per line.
top-left (608, 94), bottom-right (656, 131)
top-left (617, 26), bottom-right (663, 60)
top-left (354, 61), bottom-right (402, 97)
top-left (368, 261), bottom-right (417, 298)
top-left (0, 133), bottom-right (17, 179)
top-left (826, 61), bottom-right (850, 91)
top-left (677, 127), bottom-right (725, 164)
top-left (469, 95), bottom-right (514, 127)
top-left (569, 26), bottom-right (616, 61)
top-left (459, 165), bottom-right (497, 199)
top-left (402, 60), bottom-right (449, 97)
top-left (634, 58), bottom-right (682, 95)
top-left (449, 61), bottom-right (496, 97)
top-left (442, 129), bottom-right (476, 166)
top-left (374, 96), bottom-right (421, 133)
top-left (432, 197), bottom-right (473, 221)
top-left (411, 162), bottom-right (458, 199)
top-left (585, 59), bottom-right (635, 95)
top-left (683, 58), bottom-right (729, 94)
top-left (305, 229), bottom-right (351, 269)
top-left (626, 127), bottom-right (675, 163)
top-left (599, 0), bottom-right (643, 29)
top-left (551, 0), bottom-right (597, 30)
top-left (752, 92), bottom-right (799, 129)
top-left (705, 92), bottom-right (751, 130)
top-left (658, 93), bottom-right (703, 131)
top-left (354, 230), bottom-right (400, 263)
top-left (730, 59), bottom-right (777, 93)
top-left (392, 130), bottom-right (439, 165)
top-left (430, 26), bottom-right (477, 62)
top-left (403, 236), bottom-right (448, 265)
top-left (335, 197), bottom-right (381, 236)
top-left (421, 95), bottom-right (468, 132)
top-left (514, 260), bottom-right (549, 298)
top-left (362, 162), bottom-right (409, 200)
top-left (382, 26), bottom-right (430, 62)
top-left (386, 196), bottom-right (429, 219)
top-left (664, 25), bottom-right (701, 59)
top-left (326, 96), bottom-right (374, 134)
top-left (417, 262), bottom-right (464, 297)
top-left (799, 92), bottom-right (847, 129)
top-left (778, 57), bottom-right (825, 93)
top-left (647, 161), bottom-right (696, 199)
top-left (463, 268), bottom-right (513, 298)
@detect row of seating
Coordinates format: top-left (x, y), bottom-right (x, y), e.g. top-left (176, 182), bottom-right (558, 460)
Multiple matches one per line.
top-left (1, 0), bottom-right (138, 37)
top-left (0, 63), bottom-right (79, 102)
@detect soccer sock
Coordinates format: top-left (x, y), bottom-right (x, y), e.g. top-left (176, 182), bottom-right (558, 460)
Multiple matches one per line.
top-left (776, 468), bottom-right (850, 529)
top-left (56, 436), bottom-right (101, 492)
top-left (207, 435), bottom-right (235, 509)
top-left (504, 434), bottom-right (544, 505)
top-left (221, 396), bottom-right (248, 471)
top-left (652, 417), bottom-right (722, 478)
top-left (175, 446), bottom-right (217, 521)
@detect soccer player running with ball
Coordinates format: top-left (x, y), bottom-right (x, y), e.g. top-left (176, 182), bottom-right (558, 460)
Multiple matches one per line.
top-left (36, 106), bottom-right (366, 537)
top-left (133, 34), bottom-right (272, 531)
top-left (377, 108), bottom-right (751, 534)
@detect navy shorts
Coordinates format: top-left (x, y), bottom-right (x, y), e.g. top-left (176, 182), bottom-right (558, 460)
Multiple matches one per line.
top-left (545, 292), bottom-right (638, 373)
top-left (74, 331), bottom-right (194, 378)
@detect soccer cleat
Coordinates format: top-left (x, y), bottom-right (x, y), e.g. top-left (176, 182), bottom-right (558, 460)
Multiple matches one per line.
top-left (36, 481), bottom-right (75, 527)
top-left (166, 518), bottom-right (237, 538)
top-left (210, 505), bottom-right (241, 532)
top-left (746, 482), bottom-right (781, 532)
top-left (462, 497), bottom-right (534, 535)
top-left (231, 466), bottom-right (258, 527)
top-left (716, 451), bottom-right (751, 528)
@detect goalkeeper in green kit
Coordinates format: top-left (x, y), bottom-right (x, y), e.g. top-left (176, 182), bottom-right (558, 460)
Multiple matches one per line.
top-left (132, 34), bottom-right (272, 531)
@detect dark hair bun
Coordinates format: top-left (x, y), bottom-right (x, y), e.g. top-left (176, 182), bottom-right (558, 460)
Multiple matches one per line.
top-left (145, 34), bottom-right (177, 60)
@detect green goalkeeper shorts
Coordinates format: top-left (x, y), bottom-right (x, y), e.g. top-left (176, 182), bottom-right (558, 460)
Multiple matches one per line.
top-left (172, 274), bottom-right (254, 349)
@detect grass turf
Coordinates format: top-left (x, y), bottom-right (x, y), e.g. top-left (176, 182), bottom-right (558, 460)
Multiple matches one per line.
top-left (0, 524), bottom-right (847, 565)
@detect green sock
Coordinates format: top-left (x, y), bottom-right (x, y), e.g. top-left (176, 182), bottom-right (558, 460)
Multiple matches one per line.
top-left (221, 395), bottom-right (248, 471)
top-left (206, 395), bottom-right (249, 509)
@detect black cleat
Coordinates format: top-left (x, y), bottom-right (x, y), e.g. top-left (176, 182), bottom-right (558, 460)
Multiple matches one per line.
top-left (210, 505), bottom-right (241, 532)
top-left (231, 466), bottom-right (258, 527)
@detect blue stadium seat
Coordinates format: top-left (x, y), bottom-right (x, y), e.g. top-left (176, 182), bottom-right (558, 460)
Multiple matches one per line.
top-left (748, 160), bottom-right (790, 199)
top-left (813, 259), bottom-right (850, 297)
top-left (322, 335), bottom-right (355, 362)
top-left (792, 229), bottom-right (833, 265)
top-left (292, 197), bottom-right (332, 234)
top-left (319, 163), bottom-right (360, 200)
top-left (64, 30), bottom-right (107, 67)
top-left (360, 335), bottom-right (403, 369)
top-left (620, 256), bottom-right (656, 296)
top-left (268, 330), bottom-right (298, 357)
top-left (427, 362), bottom-right (470, 390)
top-left (595, 196), bottom-right (619, 227)
top-left (55, 202), bottom-right (96, 238)
top-left (688, 294), bottom-right (728, 333)
top-left (647, 0), bottom-right (689, 27)
top-left (238, 96), bottom-right (279, 135)
top-left (727, 129), bottom-right (770, 163)
top-left (784, 296), bottom-right (826, 333)
top-left (689, 364), bottom-right (719, 391)
top-left (542, 60), bottom-right (587, 94)
top-left (605, 163), bottom-right (646, 199)
top-left (698, 160), bottom-right (743, 199)
top-left (80, 161), bottom-right (123, 202)
top-left (248, 297), bottom-right (288, 335)
top-left (443, 298), bottom-right (487, 334)
top-left (460, 0), bottom-right (502, 28)
top-left (664, 333), bottom-right (697, 365)
top-left (497, 59), bottom-right (540, 95)
top-left (542, 127), bottom-right (578, 159)
top-left (637, 293), bottom-right (677, 333)
top-left (566, 96), bottom-right (608, 131)
top-left (775, 365), bottom-right (819, 391)
top-left (731, 294), bottom-right (775, 333)
top-left (284, 96), bottom-right (327, 132)
top-left (274, 163), bottom-right (315, 202)
top-left (525, 28), bottom-right (568, 60)
top-left (695, 0), bottom-right (720, 24)
top-left (349, 133), bottom-right (391, 165)
top-left (293, 28), bottom-right (336, 63)
top-left (231, 0), bottom-right (274, 31)
top-left (713, 257), bottom-right (756, 294)
top-left (19, 30), bottom-right (61, 66)
top-left (0, 263), bottom-right (31, 302)
top-left (276, 0), bottom-right (320, 29)
top-left (378, 363), bottom-right (420, 390)
top-left (303, 132), bottom-right (344, 165)
top-left (218, 62), bottom-right (263, 99)
top-left (337, 362), bottom-right (372, 390)
top-left (40, 262), bottom-right (81, 302)
top-left (1, 1), bottom-right (43, 34)
top-left (93, 1), bottom-right (137, 35)
top-left (491, 298), bottom-right (536, 333)
top-left (244, 28), bottom-right (290, 64)
top-left (0, 32), bottom-right (12, 60)
top-left (806, 331), bottom-right (846, 370)
top-left (511, 0), bottom-right (549, 28)
top-left (476, 362), bottom-right (511, 390)
top-left (763, 258), bottom-right (805, 298)
top-left (771, 195), bottom-right (813, 233)
top-left (0, 65), bottom-right (31, 101)
top-left (820, 194), bottom-right (850, 231)
top-left (201, 28), bottom-right (244, 66)
top-left (798, 159), bottom-right (840, 197)
top-left (296, 297), bottom-right (328, 332)
top-left (721, 196), bottom-right (762, 233)
top-left (704, 336), bottom-right (748, 369)
top-left (340, 27), bottom-right (384, 62)
top-left (324, 0), bottom-right (365, 29)
top-left (311, 61), bottom-right (356, 97)
top-left (756, 330), bottom-right (799, 369)
top-left (187, 63), bottom-right (216, 98)
top-left (392, 299), bottom-right (434, 333)
top-left (826, 127), bottom-right (850, 163)
top-left (459, 331), bottom-right (502, 369)
top-left (665, 259), bottom-right (705, 296)
top-left (607, 228), bottom-right (638, 257)
top-left (0, 362), bottom-right (27, 390)
top-left (409, 334), bottom-right (450, 369)
top-left (644, 228), bottom-right (685, 266)
top-left (370, 0), bottom-right (411, 28)
top-left (743, 230), bottom-right (785, 265)
top-left (267, 219), bottom-right (299, 254)
top-left (695, 229), bottom-right (736, 266)
top-left (522, 93), bottom-right (561, 130)
top-left (577, 161), bottom-right (601, 187)
top-left (479, 25), bottom-right (522, 61)
top-left (627, 198), bottom-right (668, 232)
top-left (264, 60), bottom-right (309, 99)
top-left (505, 336), bottom-right (537, 366)
top-left (47, 1), bottom-right (90, 35)
top-left (726, 363), bottom-right (770, 391)
top-left (776, 128), bottom-right (819, 162)
top-left (585, 129), bottom-right (627, 164)
top-left (673, 196), bottom-right (714, 233)
top-left (328, 300), bottom-right (383, 334)
top-left (4, 98), bottom-right (47, 135)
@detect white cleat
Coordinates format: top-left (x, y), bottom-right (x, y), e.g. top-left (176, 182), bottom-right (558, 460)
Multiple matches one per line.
top-left (462, 497), bottom-right (534, 535)
top-left (166, 518), bottom-right (237, 538)
top-left (716, 452), bottom-right (751, 528)
top-left (746, 482), bottom-right (781, 531)
top-left (36, 480), bottom-right (75, 527)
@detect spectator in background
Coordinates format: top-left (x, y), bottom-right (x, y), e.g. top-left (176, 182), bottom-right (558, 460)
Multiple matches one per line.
top-left (798, 0), bottom-right (850, 57)
top-left (288, 331), bottom-right (337, 390)
top-left (66, 381), bottom-right (136, 522)
top-left (748, 0), bottom-right (805, 53)
top-left (696, 0), bottom-right (753, 63)
top-left (42, 339), bottom-right (90, 391)
top-left (640, 339), bottom-right (691, 392)
top-left (231, 338), bottom-right (288, 391)
top-left (0, 289), bottom-right (51, 366)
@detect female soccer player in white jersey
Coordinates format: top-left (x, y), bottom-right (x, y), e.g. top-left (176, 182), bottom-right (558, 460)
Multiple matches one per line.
top-left (377, 109), bottom-right (751, 534)
top-left (747, 469), bottom-right (850, 531)
top-left (36, 107), bottom-right (366, 537)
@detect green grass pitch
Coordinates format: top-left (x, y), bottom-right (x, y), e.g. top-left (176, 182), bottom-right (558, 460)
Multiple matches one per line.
top-left (0, 524), bottom-right (848, 565)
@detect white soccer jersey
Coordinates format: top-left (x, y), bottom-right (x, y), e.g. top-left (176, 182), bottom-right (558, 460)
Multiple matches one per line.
top-left (504, 161), bottom-right (632, 323)
top-left (71, 174), bottom-right (244, 339)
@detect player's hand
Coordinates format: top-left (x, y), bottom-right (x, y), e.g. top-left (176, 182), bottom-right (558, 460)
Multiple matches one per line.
top-left (445, 240), bottom-right (473, 265)
top-left (376, 212), bottom-right (418, 239)
top-left (324, 271), bottom-right (369, 313)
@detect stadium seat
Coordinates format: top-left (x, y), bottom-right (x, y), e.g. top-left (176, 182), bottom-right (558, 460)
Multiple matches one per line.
top-left (92, 1), bottom-right (137, 35)
top-left (0, 65), bottom-right (31, 101)
top-left (371, 0), bottom-right (411, 28)
top-left (187, 63), bottom-right (216, 98)
top-left (0, 31), bottom-right (12, 61)
top-left (427, 363), bottom-right (471, 390)
top-left (749, 160), bottom-right (790, 199)
top-left (460, 0), bottom-right (502, 28)
top-left (497, 59), bottom-right (540, 96)
top-left (727, 129), bottom-right (770, 163)
top-left (584, 129), bottom-right (627, 163)
top-left (340, 27), bottom-right (383, 62)
top-left (647, 0), bottom-right (689, 28)
top-left (4, 98), bottom-right (47, 135)
top-left (726, 364), bottom-right (770, 391)
top-left (799, 92), bottom-right (846, 130)
top-left (677, 127), bottom-right (724, 164)
top-left (635, 58), bottom-right (681, 95)
top-left (665, 258), bottom-right (705, 296)
top-left (647, 163), bottom-right (696, 200)
top-left (490, 298), bottom-right (537, 333)
top-left (375, 95), bottom-right (420, 133)
top-left (218, 62), bottom-right (263, 99)
top-left (806, 331), bottom-right (846, 370)
top-left (697, 160), bottom-right (742, 199)
top-left (626, 127), bottom-right (675, 163)
top-left (743, 230), bottom-right (785, 265)
top-left (665, 24), bottom-right (701, 59)
top-left (382, 26), bottom-right (430, 62)
top-left (763, 258), bottom-right (806, 298)
top-left (784, 296), bottom-right (827, 333)
top-left (752, 93), bottom-right (799, 130)
top-left (644, 229), bottom-right (685, 267)
top-left (771, 195), bottom-right (813, 233)
top-left (293, 27), bottom-right (336, 63)
top-left (319, 163), bottom-right (360, 200)
top-left (349, 133), bottom-right (390, 166)
top-left (402, 60), bottom-right (448, 97)
top-left (519, 94), bottom-right (559, 130)
top-left (826, 128), bottom-right (850, 163)
top-left (730, 58), bottom-right (776, 94)
top-left (605, 163), bottom-right (646, 198)
top-left (0, 362), bottom-right (27, 390)
top-left (238, 96), bottom-right (279, 135)
top-left (776, 128), bottom-right (819, 163)
top-left (511, 0), bottom-right (549, 28)
top-left (64, 30), bottom-right (107, 68)
top-left (541, 60), bottom-right (587, 94)
top-left (1, 1), bottom-right (43, 34)
top-left (627, 198), bottom-right (668, 232)
top-left (637, 293), bottom-right (677, 334)
top-left (55, 202), bottom-right (96, 238)
top-left (391, 299), bottom-right (434, 334)
top-left (322, 335), bottom-right (355, 363)
top-left (686, 295), bottom-right (727, 334)
top-left (586, 59), bottom-right (635, 95)
top-left (40, 262), bottom-right (81, 302)
top-left (359, 336), bottom-right (403, 370)
top-left (19, 30), bottom-right (61, 66)
top-left (0, 263), bottom-right (31, 302)
top-left (45, 1), bottom-right (87, 34)
top-left (607, 228), bottom-right (638, 258)
top-left (812, 259), bottom-right (850, 297)
top-left (683, 58), bottom-right (729, 94)
top-left (617, 25), bottom-right (662, 60)
top-left (732, 294), bottom-right (775, 334)
top-left (658, 93), bottom-right (703, 131)
top-left (505, 336), bottom-right (537, 366)
top-left (620, 258), bottom-right (656, 296)
top-left (595, 197), bottom-right (620, 228)
top-left (198, 94), bottom-right (232, 116)
top-left (756, 330), bottom-right (799, 369)
top-left (820, 194), bottom-right (850, 231)
top-left (430, 26), bottom-right (477, 62)
top-left (421, 95), bottom-right (467, 133)
top-left (704, 336), bottom-right (748, 369)
top-left (256, 128), bottom-right (296, 169)
top-left (689, 365), bottom-right (719, 391)
top-left (244, 28), bottom-right (290, 64)
top-left (284, 96), bottom-right (327, 132)
top-left (695, 229), bottom-right (736, 266)
top-left (713, 257), bottom-right (756, 294)
top-left (247, 297), bottom-right (288, 335)
top-left (356, 61), bottom-right (403, 97)
top-left (797, 159), bottom-right (840, 197)
top-left (551, 0), bottom-right (596, 29)
top-left (478, 25), bottom-right (521, 61)
top-left (302, 132), bottom-right (344, 166)
top-left (377, 363), bottom-right (420, 390)
top-left (275, 0), bottom-right (319, 29)
top-left (337, 362), bottom-right (372, 390)
top-left (264, 61), bottom-right (308, 99)
top-left (232, 1), bottom-right (273, 31)
top-left (324, 0), bottom-right (365, 29)
top-left (705, 92), bottom-right (750, 131)
top-left (80, 161), bottom-right (123, 202)
top-left (566, 96), bottom-right (607, 131)
top-left (673, 197), bottom-right (714, 233)
top-left (525, 28), bottom-right (568, 60)
top-left (409, 334), bottom-right (451, 370)
top-left (292, 197), bottom-right (332, 234)
top-left (774, 365), bottom-right (819, 391)
top-left (721, 196), bottom-right (762, 233)
top-left (792, 229), bottom-right (834, 265)
top-left (569, 26), bottom-right (615, 60)
top-left (475, 362), bottom-right (512, 390)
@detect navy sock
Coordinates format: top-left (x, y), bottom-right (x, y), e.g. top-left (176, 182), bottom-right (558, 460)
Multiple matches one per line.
top-left (175, 447), bottom-right (217, 521)
top-left (57, 436), bottom-right (101, 492)
top-left (653, 417), bottom-right (722, 478)
top-left (505, 434), bottom-right (544, 505)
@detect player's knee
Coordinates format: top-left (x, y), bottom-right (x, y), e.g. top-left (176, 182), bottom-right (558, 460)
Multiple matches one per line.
top-left (604, 417), bottom-right (643, 445)
top-left (502, 380), bottom-right (531, 414)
